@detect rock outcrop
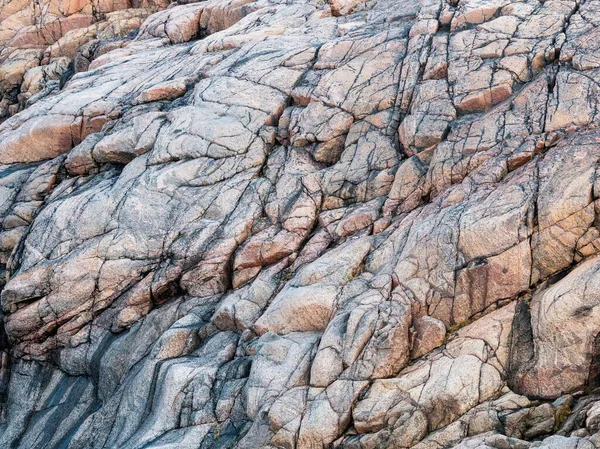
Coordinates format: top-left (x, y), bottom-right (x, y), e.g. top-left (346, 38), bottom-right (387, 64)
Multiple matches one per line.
top-left (0, 0), bottom-right (170, 120)
top-left (1, 0), bottom-right (600, 448)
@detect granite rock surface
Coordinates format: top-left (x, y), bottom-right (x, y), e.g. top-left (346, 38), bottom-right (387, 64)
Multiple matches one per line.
top-left (2, 0), bottom-right (600, 448)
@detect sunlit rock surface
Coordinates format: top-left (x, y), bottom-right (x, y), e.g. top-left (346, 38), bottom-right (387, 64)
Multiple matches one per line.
top-left (2, 0), bottom-right (600, 448)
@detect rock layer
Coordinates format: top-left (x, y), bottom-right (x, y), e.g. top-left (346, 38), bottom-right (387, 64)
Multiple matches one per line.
top-left (1, 0), bottom-right (600, 448)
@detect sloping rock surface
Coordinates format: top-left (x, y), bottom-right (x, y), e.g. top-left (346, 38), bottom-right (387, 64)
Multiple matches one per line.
top-left (2, 0), bottom-right (600, 448)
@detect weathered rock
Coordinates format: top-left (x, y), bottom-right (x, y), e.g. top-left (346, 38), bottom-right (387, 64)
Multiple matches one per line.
top-left (1, 0), bottom-right (600, 448)
top-left (509, 256), bottom-right (600, 399)
top-left (410, 315), bottom-right (446, 359)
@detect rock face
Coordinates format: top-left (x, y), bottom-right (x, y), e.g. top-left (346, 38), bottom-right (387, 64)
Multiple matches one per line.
top-left (0, 0), bottom-right (170, 120)
top-left (2, 0), bottom-right (600, 448)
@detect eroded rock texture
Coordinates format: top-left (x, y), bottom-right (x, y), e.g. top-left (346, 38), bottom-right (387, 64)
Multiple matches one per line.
top-left (2, 0), bottom-right (600, 448)
top-left (0, 0), bottom-right (171, 120)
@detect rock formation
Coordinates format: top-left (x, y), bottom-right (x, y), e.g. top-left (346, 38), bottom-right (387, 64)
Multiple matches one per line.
top-left (1, 0), bottom-right (600, 448)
